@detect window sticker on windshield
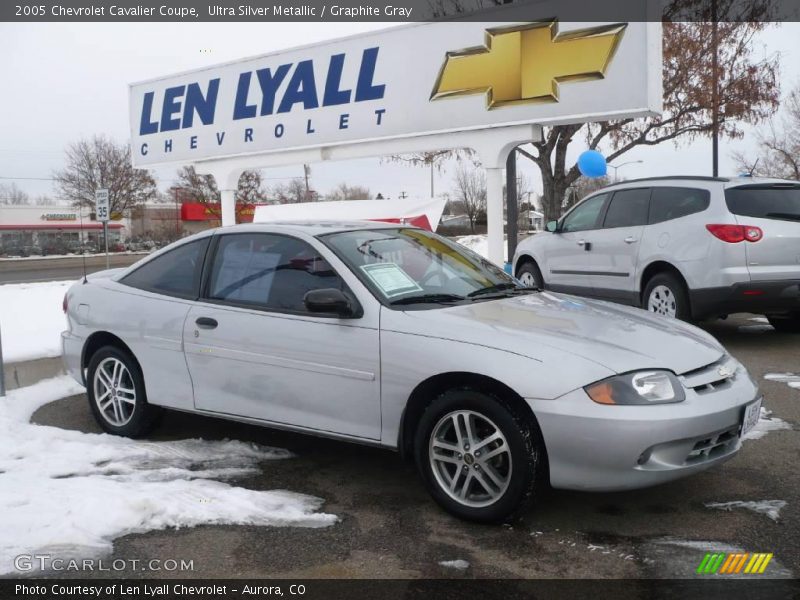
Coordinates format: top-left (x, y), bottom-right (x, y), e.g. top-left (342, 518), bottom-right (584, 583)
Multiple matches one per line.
top-left (360, 263), bottom-right (423, 298)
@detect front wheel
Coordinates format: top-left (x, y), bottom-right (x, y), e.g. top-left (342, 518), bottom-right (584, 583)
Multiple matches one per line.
top-left (767, 312), bottom-right (800, 333)
top-left (87, 345), bottom-right (161, 437)
top-left (516, 261), bottom-right (544, 289)
top-left (643, 273), bottom-right (691, 320)
top-left (414, 388), bottom-right (544, 523)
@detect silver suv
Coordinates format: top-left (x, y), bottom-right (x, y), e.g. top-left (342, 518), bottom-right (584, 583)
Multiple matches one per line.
top-left (513, 176), bottom-right (800, 331)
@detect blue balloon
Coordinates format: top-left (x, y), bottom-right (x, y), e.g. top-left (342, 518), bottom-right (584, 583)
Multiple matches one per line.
top-left (577, 150), bottom-right (607, 178)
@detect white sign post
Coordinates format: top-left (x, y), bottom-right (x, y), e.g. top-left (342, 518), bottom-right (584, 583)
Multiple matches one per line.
top-left (95, 188), bottom-right (110, 269)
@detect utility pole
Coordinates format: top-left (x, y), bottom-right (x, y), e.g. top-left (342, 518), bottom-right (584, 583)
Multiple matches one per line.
top-left (399, 191), bottom-right (408, 199)
top-left (711, 0), bottom-right (720, 177)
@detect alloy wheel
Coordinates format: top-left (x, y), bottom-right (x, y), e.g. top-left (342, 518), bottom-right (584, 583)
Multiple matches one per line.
top-left (647, 285), bottom-right (677, 317)
top-left (428, 410), bottom-right (512, 508)
top-left (518, 271), bottom-right (537, 287)
top-left (93, 357), bottom-right (136, 426)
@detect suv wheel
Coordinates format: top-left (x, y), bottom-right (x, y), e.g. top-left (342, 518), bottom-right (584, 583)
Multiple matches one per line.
top-left (643, 273), bottom-right (690, 320)
top-left (87, 345), bottom-right (161, 437)
top-left (414, 388), bottom-right (544, 523)
top-left (517, 261), bottom-right (544, 289)
top-left (767, 312), bottom-right (800, 333)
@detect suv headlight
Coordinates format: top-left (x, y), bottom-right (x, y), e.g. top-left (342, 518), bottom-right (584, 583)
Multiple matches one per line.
top-left (585, 370), bottom-right (686, 405)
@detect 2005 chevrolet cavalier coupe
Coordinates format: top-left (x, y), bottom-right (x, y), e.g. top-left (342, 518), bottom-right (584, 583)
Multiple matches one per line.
top-left (62, 222), bottom-right (762, 522)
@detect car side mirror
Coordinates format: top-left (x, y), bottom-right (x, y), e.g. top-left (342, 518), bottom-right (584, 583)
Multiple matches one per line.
top-left (304, 288), bottom-right (357, 318)
top-left (546, 220), bottom-right (559, 233)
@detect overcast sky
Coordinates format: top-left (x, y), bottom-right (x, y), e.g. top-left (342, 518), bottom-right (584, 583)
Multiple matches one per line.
top-left (1, 21), bottom-right (799, 206)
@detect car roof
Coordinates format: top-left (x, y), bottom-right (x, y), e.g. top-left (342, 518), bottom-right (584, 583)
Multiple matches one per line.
top-left (206, 220), bottom-right (413, 237)
top-left (597, 175), bottom-right (797, 191)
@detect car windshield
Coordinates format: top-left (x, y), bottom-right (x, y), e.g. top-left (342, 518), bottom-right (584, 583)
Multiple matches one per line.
top-left (321, 228), bottom-right (529, 308)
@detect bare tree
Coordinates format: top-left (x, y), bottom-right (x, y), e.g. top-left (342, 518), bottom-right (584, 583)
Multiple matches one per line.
top-left (236, 170), bottom-right (267, 204)
top-left (0, 182), bottom-right (30, 205)
top-left (452, 166), bottom-right (486, 233)
top-left (733, 86), bottom-right (800, 179)
top-left (325, 183), bottom-right (371, 201)
top-left (54, 135), bottom-right (157, 214)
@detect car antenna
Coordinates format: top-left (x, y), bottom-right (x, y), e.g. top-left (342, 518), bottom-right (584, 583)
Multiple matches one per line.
top-left (79, 199), bottom-right (88, 284)
top-left (748, 158), bottom-right (759, 177)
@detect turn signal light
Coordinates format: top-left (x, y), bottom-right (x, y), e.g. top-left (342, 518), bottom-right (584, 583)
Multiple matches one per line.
top-left (706, 224), bottom-right (763, 243)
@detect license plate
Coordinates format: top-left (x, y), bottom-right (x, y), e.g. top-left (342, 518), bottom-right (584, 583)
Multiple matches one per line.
top-left (741, 398), bottom-right (762, 437)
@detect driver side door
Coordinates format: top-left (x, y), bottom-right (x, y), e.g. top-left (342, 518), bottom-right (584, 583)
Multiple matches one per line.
top-left (544, 193), bottom-right (609, 293)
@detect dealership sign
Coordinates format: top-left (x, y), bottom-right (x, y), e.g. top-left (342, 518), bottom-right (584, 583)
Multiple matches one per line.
top-left (129, 17), bottom-right (660, 167)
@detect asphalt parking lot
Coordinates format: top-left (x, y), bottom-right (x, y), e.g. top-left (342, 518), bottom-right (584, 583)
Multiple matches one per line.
top-left (32, 314), bottom-right (798, 580)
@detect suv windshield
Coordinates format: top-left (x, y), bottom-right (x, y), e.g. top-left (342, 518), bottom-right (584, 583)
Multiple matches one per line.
top-left (725, 184), bottom-right (800, 222)
top-left (321, 228), bottom-right (529, 308)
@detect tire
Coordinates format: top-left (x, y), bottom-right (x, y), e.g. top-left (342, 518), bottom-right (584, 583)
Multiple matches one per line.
top-left (516, 260), bottom-right (544, 289)
top-left (86, 345), bottom-right (161, 437)
top-left (643, 273), bottom-right (691, 320)
top-left (414, 388), bottom-right (544, 523)
top-left (767, 312), bottom-right (800, 333)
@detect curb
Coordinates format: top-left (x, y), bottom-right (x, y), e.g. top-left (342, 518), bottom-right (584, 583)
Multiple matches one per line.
top-left (3, 356), bottom-right (65, 391)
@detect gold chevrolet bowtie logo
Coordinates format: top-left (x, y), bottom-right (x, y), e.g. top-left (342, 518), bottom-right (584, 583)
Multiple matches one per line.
top-left (431, 21), bottom-right (627, 109)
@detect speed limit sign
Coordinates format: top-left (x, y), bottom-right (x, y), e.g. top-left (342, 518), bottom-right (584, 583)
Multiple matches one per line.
top-left (95, 189), bottom-right (109, 222)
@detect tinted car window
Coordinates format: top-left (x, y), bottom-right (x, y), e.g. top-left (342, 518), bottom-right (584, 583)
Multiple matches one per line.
top-left (725, 185), bottom-right (800, 221)
top-left (121, 238), bottom-right (209, 298)
top-left (649, 187), bottom-right (711, 224)
top-left (208, 233), bottom-right (347, 313)
top-left (561, 194), bottom-right (608, 232)
top-left (603, 189), bottom-right (650, 228)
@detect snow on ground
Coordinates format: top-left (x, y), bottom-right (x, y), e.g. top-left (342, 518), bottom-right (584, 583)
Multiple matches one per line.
top-left (453, 235), bottom-right (508, 263)
top-left (438, 559), bottom-right (470, 570)
top-left (764, 372), bottom-right (800, 390)
top-left (0, 280), bottom-right (72, 362)
top-left (742, 407), bottom-right (792, 441)
top-left (705, 500), bottom-right (787, 522)
top-left (0, 376), bottom-right (336, 575)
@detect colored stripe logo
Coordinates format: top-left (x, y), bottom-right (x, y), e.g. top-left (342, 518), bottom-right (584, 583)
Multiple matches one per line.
top-left (696, 552), bottom-right (773, 574)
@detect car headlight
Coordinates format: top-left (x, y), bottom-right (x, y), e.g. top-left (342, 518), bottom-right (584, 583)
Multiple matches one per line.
top-left (585, 370), bottom-right (686, 405)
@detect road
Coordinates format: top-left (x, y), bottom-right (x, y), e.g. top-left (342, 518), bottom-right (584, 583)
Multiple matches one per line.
top-left (30, 314), bottom-right (799, 580)
top-left (0, 254), bottom-right (146, 284)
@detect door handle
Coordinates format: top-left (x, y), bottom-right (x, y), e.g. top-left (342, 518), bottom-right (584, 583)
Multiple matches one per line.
top-left (624, 237), bottom-right (638, 244)
top-left (577, 240), bottom-right (592, 251)
top-left (195, 317), bottom-right (218, 329)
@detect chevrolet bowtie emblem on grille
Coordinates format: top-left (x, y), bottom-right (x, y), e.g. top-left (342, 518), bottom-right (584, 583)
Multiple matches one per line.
top-left (718, 365), bottom-right (735, 379)
top-left (431, 20), bottom-right (627, 109)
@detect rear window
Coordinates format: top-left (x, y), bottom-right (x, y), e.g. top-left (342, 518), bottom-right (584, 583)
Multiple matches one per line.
top-left (121, 238), bottom-right (209, 299)
top-left (725, 185), bottom-right (800, 222)
top-left (649, 187), bottom-right (711, 224)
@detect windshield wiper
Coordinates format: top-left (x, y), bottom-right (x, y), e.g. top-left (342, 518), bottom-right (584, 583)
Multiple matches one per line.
top-left (765, 212), bottom-right (800, 221)
top-left (390, 293), bottom-right (465, 306)
top-left (467, 283), bottom-right (534, 298)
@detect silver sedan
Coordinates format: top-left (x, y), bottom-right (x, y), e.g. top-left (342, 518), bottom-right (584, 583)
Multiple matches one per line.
top-left (62, 222), bottom-right (762, 522)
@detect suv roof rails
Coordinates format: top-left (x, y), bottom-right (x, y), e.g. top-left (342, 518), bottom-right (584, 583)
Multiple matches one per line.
top-left (605, 175), bottom-right (730, 186)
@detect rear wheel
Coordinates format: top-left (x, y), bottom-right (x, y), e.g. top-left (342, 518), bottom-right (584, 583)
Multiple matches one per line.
top-left (87, 345), bottom-right (161, 437)
top-left (414, 388), bottom-right (544, 523)
top-left (643, 273), bottom-right (691, 320)
top-left (516, 260), bottom-right (544, 289)
top-left (767, 312), bottom-right (800, 333)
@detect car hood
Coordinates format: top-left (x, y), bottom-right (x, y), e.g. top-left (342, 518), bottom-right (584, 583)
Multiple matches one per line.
top-left (386, 291), bottom-right (725, 375)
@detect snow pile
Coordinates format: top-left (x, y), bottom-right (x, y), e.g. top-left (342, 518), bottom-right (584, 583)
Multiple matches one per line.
top-left (705, 500), bottom-right (786, 522)
top-left (439, 559), bottom-right (470, 570)
top-left (742, 407), bottom-right (792, 441)
top-left (0, 280), bottom-right (72, 362)
top-left (0, 376), bottom-right (336, 575)
top-left (453, 235), bottom-right (508, 262)
top-left (764, 373), bottom-right (800, 390)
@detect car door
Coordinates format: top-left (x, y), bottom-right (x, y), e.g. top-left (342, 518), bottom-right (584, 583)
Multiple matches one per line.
top-left (183, 231), bottom-right (381, 440)
top-left (544, 192), bottom-right (609, 292)
top-left (589, 188), bottom-right (651, 303)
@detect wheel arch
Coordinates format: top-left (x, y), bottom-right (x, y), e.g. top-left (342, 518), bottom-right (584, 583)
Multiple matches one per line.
top-left (514, 253), bottom-right (540, 277)
top-left (639, 261), bottom-right (690, 304)
top-left (81, 331), bottom-right (141, 384)
top-left (399, 372), bottom-right (547, 467)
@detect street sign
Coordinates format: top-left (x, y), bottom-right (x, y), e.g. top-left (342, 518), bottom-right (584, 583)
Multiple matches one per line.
top-left (95, 189), bottom-right (109, 222)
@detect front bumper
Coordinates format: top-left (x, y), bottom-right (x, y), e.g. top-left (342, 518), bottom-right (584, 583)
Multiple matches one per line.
top-left (527, 369), bottom-right (759, 492)
top-left (690, 279), bottom-right (800, 319)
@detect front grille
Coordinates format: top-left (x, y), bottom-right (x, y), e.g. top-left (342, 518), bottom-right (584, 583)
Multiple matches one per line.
top-left (680, 355), bottom-right (739, 394)
top-left (685, 426), bottom-right (740, 465)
